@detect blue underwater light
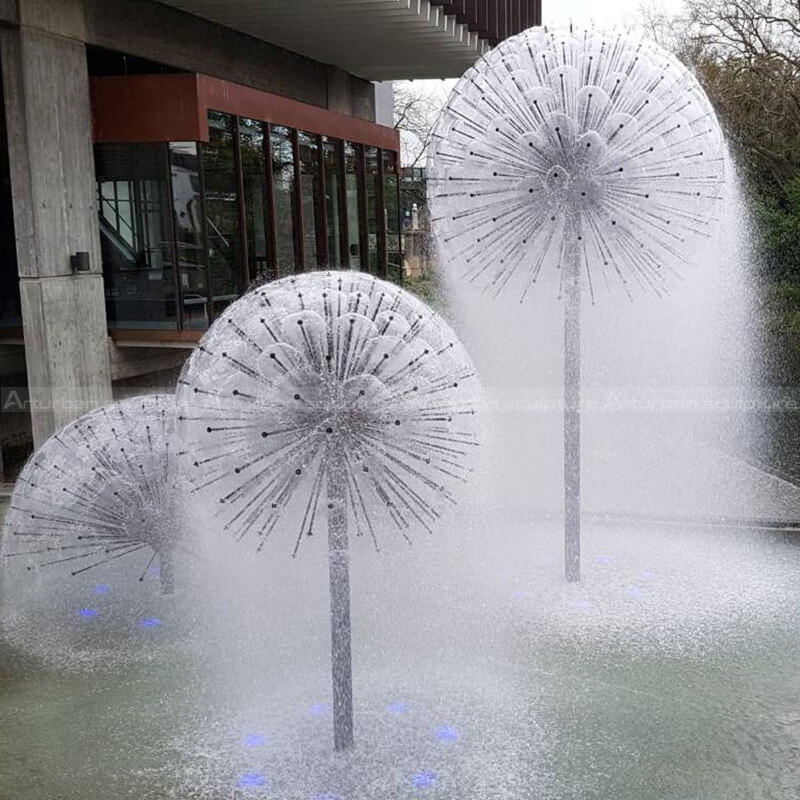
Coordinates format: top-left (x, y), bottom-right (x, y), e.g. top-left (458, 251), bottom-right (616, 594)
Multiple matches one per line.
top-left (309, 703), bottom-right (329, 716)
top-left (238, 773), bottom-right (267, 789)
top-left (139, 617), bottom-right (162, 629)
top-left (435, 725), bottom-right (459, 742)
top-left (626, 586), bottom-right (642, 598)
top-left (94, 584), bottom-right (110, 595)
top-left (388, 701), bottom-right (407, 714)
top-left (412, 771), bottom-right (437, 789)
top-left (78, 608), bottom-right (98, 618)
top-left (242, 733), bottom-right (266, 748)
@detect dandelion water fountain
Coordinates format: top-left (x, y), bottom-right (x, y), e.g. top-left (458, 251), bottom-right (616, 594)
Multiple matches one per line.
top-left (427, 26), bottom-right (726, 581)
top-left (2, 394), bottom-right (183, 596)
top-left (175, 271), bottom-right (480, 751)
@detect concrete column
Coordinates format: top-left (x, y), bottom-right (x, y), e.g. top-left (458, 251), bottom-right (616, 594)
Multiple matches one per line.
top-left (1, 15), bottom-right (111, 447)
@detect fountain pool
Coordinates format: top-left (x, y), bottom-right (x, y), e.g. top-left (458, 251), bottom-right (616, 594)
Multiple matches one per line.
top-left (1, 497), bottom-right (800, 799)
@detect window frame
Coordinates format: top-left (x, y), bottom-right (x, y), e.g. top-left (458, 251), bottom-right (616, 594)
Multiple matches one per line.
top-left (99, 112), bottom-right (402, 340)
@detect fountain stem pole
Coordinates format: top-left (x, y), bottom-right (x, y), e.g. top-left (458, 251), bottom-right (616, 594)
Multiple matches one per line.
top-left (563, 208), bottom-right (582, 583)
top-left (327, 446), bottom-right (354, 751)
top-left (159, 550), bottom-right (175, 595)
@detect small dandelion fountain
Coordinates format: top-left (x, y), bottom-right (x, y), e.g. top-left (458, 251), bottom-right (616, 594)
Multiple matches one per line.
top-left (427, 26), bottom-right (725, 581)
top-left (2, 394), bottom-right (183, 595)
top-left (176, 270), bottom-right (480, 751)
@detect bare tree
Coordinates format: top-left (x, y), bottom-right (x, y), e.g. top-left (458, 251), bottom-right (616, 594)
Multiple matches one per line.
top-left (393, 81), bottom-right (446, 168)
top-left (638, 0), bottom-right (800, 184)
top-left (689, 0), bottom-right (800, 182)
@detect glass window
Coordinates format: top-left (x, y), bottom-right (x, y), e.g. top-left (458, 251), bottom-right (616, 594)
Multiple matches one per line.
top-left (94, 143), bottom-right (177, 330)
top-left (169, 141), bottom-right (209, 330)
top-left (344, 142), bottom-right (361, 269)
top-left (202, 111), bottom-right (245, 318)
top-left (323, 137), bottom-right (343, 269)
top-left (271, 125), bottom-right (296, 274)
top-left (298, 131), bottom-right (319, 270)
top-left (240, 118), bottom-right (274, 283)
top-left (383, 149), bottom-right (402, 282)
top-left (365, 146), bottom-right (379, 273)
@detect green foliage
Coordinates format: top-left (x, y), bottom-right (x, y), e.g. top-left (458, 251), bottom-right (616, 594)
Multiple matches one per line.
top-left (653, 1), bottom-right (800, 288)
top-left (689, 51), bottom-right (800, 286)
top-left (761, 280), bottom-right (800, 334)
top-left (750, 175), bottom-right (800, 283)
top-left (402, 272), bottom-right (444, 310)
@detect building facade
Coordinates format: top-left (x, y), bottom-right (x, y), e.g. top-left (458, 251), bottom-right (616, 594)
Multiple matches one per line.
top-left (0, 0), bottom-right (540, 475)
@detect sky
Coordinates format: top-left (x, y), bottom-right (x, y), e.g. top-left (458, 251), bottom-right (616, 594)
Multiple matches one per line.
top-left (543, 0), bottom-right (682, 28)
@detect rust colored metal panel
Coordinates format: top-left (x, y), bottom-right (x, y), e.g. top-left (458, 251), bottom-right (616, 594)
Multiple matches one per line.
top-left (91, 73), bottom-right (400, 154)
top-left (91, 74), bottom-right (204, 143)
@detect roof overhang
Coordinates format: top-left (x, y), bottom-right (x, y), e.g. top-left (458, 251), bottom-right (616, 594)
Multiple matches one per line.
top-left (156, 0), bottom-right (491, 80)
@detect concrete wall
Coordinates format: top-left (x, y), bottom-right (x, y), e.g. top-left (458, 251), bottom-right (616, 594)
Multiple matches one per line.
top-left (1, 12), bottom-right (112, 446)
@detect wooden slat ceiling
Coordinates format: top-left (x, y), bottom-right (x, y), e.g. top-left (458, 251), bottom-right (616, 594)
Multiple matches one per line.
top-left (157, 0), bottom-right (493, 80)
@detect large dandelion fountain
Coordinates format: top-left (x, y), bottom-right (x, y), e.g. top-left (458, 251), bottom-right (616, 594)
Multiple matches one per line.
top-left (2, 394), bottom-right (183, 596)
top-left (176, 270), bottom-right (480, 751)
top-left (427, 26), bottom-right (726, 581)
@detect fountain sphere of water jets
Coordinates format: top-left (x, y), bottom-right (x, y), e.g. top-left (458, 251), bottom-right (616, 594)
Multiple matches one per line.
top-left (1, 394), bottom-right (184, 595)
top-left (175, 270), bottom-right (480, 751)
top-left (427, 26), bottom-right (726, 300)
top-left (428, 26), bottom-right (726, 583)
